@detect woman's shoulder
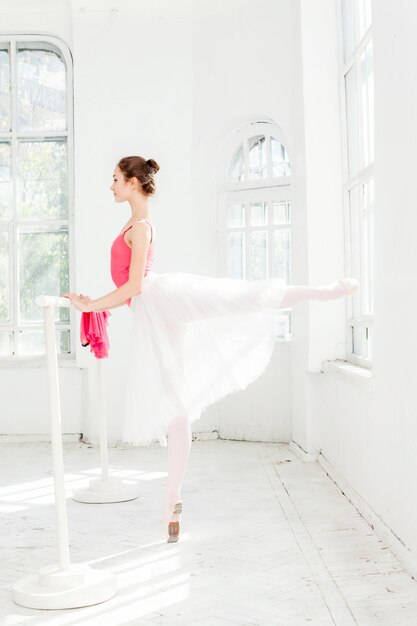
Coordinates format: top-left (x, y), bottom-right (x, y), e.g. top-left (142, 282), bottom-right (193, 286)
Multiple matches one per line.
top-left (118, 221), bottom-right (132, 236)
top-left (122, 219), bottom-right (154, 246)
top-left (119, 218), bottom-right (153, 234)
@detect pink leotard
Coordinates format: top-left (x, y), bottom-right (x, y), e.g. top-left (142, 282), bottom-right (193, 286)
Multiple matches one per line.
top-left (110, 219), bottom-right (155, 306)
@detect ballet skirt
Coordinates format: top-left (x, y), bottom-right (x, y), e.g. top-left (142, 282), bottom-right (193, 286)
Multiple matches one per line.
top-left (111, 219), bottom-right (289, 447)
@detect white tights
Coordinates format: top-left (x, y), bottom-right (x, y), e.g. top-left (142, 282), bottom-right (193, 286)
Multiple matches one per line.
top-left (164, 324), bottom-right (191, 515)
top-left (164, 413), bottom-right (192, 511)
top-left (279, 279), bottom-right (355, 309)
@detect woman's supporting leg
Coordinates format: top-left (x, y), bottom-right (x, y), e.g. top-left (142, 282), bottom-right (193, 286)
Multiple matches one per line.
top-left (163, 413), bottom-right (192, 542)
top-left (162, 322), bottom-right (192, 541)
top-left (164, 413), bottom-right (192, 509)
top-left (279, 278), bottom-right (359, 309)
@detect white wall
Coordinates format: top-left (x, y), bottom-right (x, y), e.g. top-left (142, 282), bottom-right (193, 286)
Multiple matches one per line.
top-left (191, 0), bottom-right (296, 441)
top-left (290, 0), bottom-right (347, 455)
top-left (321, 0), bottom-right (417, 569)
top-left (1, 0), bottom-right (294, 444)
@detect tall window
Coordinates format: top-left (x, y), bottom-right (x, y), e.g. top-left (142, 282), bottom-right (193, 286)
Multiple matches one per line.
top-left (339, 0), bottom-right (374, 369)
top-left (0, 36), bottom-right (74, 360)
top-left (218, 121), bottom-right (292, 340)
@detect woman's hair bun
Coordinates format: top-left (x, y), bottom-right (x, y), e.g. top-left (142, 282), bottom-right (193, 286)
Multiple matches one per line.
top-left (146, 158), bottom-right (160, 173)
top-left (117, 155), bottom-right (159, 195)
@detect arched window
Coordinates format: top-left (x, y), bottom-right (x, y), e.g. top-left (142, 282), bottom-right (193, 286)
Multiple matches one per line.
top-left (217, 121), bottom-right (292, 340)
top-left (0, 36), bottom-right (74, 360)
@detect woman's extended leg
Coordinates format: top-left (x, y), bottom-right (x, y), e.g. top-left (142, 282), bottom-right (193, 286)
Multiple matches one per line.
top-left (279, 278), bottom-right (359, 309)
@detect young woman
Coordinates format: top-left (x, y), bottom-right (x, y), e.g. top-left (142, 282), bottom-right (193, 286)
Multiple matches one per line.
top-left (63, 155), bottom-right (359, 543)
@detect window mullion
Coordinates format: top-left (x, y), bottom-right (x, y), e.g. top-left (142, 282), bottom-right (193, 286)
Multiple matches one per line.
top-left (268, 200), bottom-right (272, 280)
top-left (355, 18), bottom-right (364, 173)
top-left (245, 202), bottom-right (250, 279)
top-left (10, 40), bottom-right (17, 347)
top-left (359, 183), bottom-right (365, 319)
top-left (243, 138), bottom-right (249, 182)
top-left (265, 134), bottom-right (272, 181)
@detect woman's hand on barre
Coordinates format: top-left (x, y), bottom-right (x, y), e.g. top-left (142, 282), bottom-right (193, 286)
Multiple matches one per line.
top-left (62, 292), bottom-right (93, 312)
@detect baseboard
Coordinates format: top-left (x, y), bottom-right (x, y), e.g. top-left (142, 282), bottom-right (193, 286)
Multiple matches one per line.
top-left (288, 439), bottom-right (319, 462)
top-left (111, 430), bottom-right (220, 448)
top-left (318, 451), bottom-right (417, 581)
top-left (0, 431), bottom-right (221, 447)
top-left (0, 433), bottom-right (81, 443)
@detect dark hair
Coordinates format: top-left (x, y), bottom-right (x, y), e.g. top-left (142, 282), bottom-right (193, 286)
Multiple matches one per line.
top-left (117, 155), bottom-right (160, 196)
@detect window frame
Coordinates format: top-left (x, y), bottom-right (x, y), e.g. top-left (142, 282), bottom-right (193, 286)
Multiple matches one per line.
top-left (0, 34), bottom-right (75, 363)
top-left (337, 1), bottom-right (374, 370)
top-left (216, 121), bottom-right (292, 341)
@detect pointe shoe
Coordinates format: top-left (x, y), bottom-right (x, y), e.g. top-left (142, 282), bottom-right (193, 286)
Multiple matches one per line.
top-left (314, 277), bottom-right (360, 302)
top-left (337, 277), bottom-right (360, 296)
top-left (163, 500), bottom-right (183, 543)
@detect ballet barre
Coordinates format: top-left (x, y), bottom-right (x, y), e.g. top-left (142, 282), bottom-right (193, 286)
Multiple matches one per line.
top-left (71, 307), bottom-right (139, 503)
top-left (13, 295), bottom-right (117, 610)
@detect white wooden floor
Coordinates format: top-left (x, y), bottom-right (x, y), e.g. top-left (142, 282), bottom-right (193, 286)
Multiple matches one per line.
top-left (1, 439), bottom-right (417, 625)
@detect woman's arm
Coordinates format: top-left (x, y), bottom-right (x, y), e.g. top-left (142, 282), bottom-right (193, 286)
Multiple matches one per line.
top-left (63, 220), bottom-right (151, 312)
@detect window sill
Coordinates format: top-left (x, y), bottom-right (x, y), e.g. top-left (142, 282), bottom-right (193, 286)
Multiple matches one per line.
top-left (0, 356), bottom-right (80, 369)
top-left (320, 359), bottom-right (374, 390)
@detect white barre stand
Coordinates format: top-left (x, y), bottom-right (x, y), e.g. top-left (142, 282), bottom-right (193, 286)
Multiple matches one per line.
top-left (13, 296), bottom-right (117, 610)
top-left (72, 310), bottom-right (139, 504)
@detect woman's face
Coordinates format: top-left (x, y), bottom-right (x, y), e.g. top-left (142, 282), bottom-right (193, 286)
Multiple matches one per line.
top-left (110, 166), bottom-right (138, 202)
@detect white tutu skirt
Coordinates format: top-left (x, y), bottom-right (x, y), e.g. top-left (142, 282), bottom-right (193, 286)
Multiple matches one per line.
top-left (122, 270), bottom-right (289, 447)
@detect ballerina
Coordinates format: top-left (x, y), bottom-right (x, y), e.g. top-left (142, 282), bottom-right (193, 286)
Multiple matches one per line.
top-left (63, 155), bottom-right (359, 543)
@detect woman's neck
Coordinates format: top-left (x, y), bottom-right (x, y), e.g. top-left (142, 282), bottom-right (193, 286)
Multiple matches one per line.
top-left (130, 212), bottom-right (150, 221)
top-left (129, 195), bottom-right (149, 220)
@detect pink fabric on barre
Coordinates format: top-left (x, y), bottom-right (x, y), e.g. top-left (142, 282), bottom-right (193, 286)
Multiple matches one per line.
top-left (80, 310), bottom-right (112, 359)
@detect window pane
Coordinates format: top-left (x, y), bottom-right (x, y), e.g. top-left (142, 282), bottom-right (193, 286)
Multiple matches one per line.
top-left (248, 135), bottom-right (267, 180)
top-left (342, 0), bottom-right (356, 61)
top-left (358, 0), bottom-right (372, 38)
top-left (367, 325), bottom-right (373, 360)
top-left (250, 202), bottom-right (267, 226)
top-left (348, 185), bottom-right (361, 320)
top-left (0, 142), bottom-right (12, 220)
top-left (227, 203), bottom-right (245, 227)
top-left (227, 231), bottom-right (245, 279)
top-left (17, 328), bottom-right (70, 356)
top-left (0, 331), bottom-right (13, 356)
top-left (0, 46), bottom-right (10, 131)
top-left (272, 201), bottom-right (290, 225)
top-left (251, 230), bottom-right (267, 280)
top-left (272, 229), bottom-right (290, 283)
top-left (17, 46), bottom-right (66, 132)
top-left (276, 312), bottom-right (291, 340)
top-left (362, 178), bottom-right (374, 315)
top-left (18, 140), bottom-right (68, 220)
top-left (345, 66), bottom-right (359, 179)
top-left (229, 144), bottom-right (244, 182)
top-left (0, 231), bottom-right (9, 323)
top-left (271, 138), bottom-right (291, 177)
top-left (352, 325), bottom-right (370, 359)
top-left (18, 225), bottom-right (69, 324)
top-left (361, 41), bottom-right (374, 168)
